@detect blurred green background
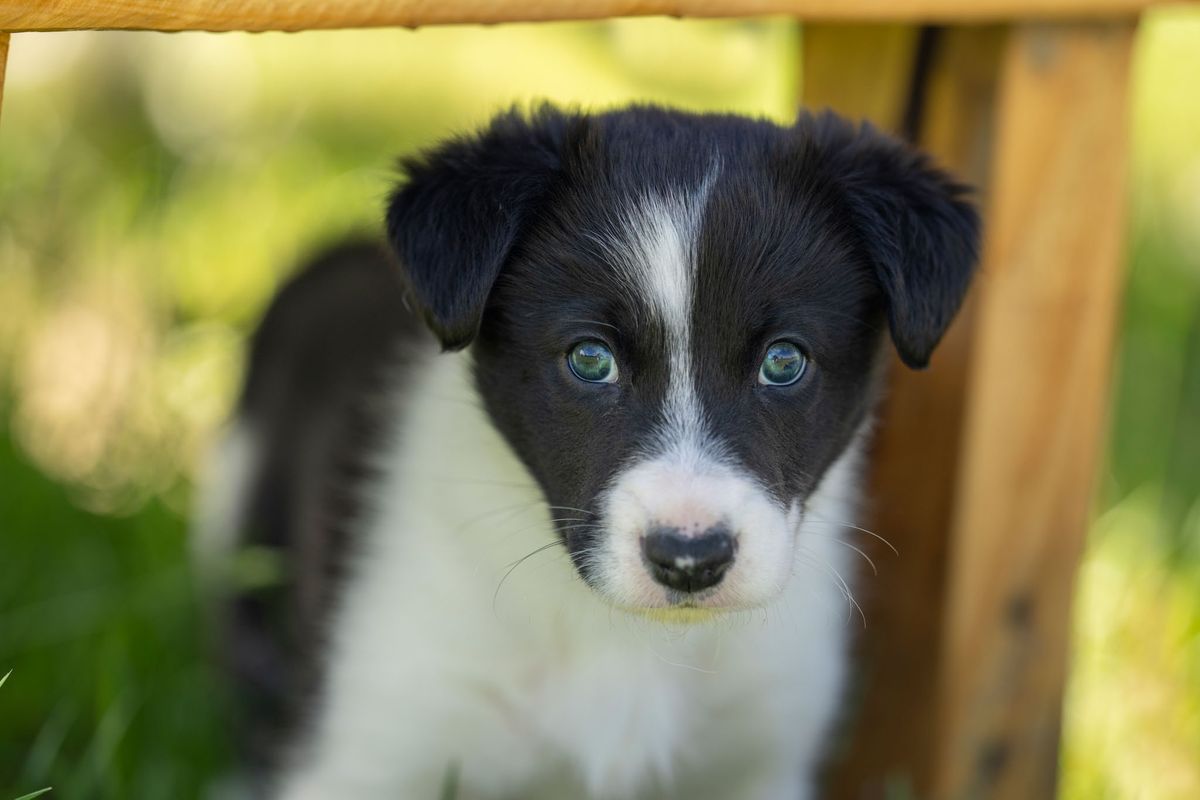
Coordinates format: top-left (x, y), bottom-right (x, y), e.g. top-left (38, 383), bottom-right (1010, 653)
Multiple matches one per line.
top-left (0, 11), bottom-right (1196, 800)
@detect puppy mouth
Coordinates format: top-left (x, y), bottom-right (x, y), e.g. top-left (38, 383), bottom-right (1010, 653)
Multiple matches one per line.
top-left (640, 584), bottom-right (725, 610)
top-left (570, 542), bottom-right (738, 617)
top-left (619, 605), bottom-right (728, 625)
top-left (605, 572), bottom-right (754, 618)
top-left (597, 561), bottom-right (734, 616)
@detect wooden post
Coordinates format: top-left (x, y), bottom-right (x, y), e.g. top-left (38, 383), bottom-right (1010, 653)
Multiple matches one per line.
top-left (807, 24), bottom-right (1006, 797)
top-left (801, 24), bottom-right (922, 130)
top-left (0, 33), bottom-right (10, 122)
top-left (931, 22), bottom-right (1134, 800)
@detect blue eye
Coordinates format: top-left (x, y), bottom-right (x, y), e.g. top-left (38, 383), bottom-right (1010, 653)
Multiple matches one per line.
top-left (568, 340), bottom-right (618, 384)
top-left (758, 341), bottom-right (807, 386)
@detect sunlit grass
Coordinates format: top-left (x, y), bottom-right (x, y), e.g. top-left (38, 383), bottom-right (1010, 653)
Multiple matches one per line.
top-left (1058, 8), bottom-right (1200, 798)
top-left (1062, 490), bottom-right (1200, 799)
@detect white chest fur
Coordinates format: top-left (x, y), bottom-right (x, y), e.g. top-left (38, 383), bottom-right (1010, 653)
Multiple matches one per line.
top-left (278, 352), bottom-right (864, 800)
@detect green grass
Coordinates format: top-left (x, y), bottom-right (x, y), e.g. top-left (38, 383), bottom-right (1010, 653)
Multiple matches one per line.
top-left (3, 673), bottom-right (51, 800)
top-left (0, 421), bottom-right (231, 797)
top-left (12, 789), bottom-right (54, 800)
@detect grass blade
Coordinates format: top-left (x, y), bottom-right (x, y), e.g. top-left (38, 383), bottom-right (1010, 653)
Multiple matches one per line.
top-left (438, 762), bottom-right (459, 800)
top-left (13, 789), bottom-right (53, 800)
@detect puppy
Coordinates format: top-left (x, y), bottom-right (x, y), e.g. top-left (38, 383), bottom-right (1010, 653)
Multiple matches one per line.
top-left (199, 104), bottom-right (979, 800)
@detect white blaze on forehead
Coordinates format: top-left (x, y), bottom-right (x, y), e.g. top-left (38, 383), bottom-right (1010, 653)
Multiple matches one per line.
top-left (589, 169), bottom-right (814, 610)
top-left (614, 173), bottom-right (719, 463)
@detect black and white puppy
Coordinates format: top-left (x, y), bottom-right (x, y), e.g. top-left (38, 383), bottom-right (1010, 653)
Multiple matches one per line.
top-left (199, 104), bottom-right (978, 800)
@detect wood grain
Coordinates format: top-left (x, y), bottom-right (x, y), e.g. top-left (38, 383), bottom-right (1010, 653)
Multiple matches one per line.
top-left (801, 24), bottom-right (922, 131)
top-left (0, 33), bottom-right (8, 122)
top-left (810, 25), bottom-right (1005, 798)
top-left (0, 0), bottom-right (1174, 32)
top-left (931, 21), bottom-right (1134, 800)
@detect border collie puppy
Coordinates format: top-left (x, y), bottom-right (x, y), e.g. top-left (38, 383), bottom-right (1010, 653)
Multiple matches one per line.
top-left (199, 104), bottom-right (978, 800)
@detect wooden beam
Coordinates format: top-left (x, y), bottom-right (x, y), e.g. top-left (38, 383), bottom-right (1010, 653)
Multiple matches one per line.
top-left (0, 33), bottom-right (8, 122)
top-left (0, 0), bottom-right (1172, 32)
top-left (809, 24), bottom-right (1005, 798)
top-left (931, 21), bottom-right (1134, 800)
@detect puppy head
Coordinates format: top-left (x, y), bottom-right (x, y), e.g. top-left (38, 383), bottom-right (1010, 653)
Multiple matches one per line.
top-left (387, 105), bottom-right (979, 612)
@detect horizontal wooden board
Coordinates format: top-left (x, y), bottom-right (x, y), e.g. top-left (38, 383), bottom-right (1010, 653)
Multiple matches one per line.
top-left (0, 0), bottom-right (1174, 32)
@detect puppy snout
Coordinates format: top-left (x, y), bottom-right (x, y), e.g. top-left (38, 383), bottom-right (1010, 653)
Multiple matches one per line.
top-left (641, 525), bottom-right (736, 593)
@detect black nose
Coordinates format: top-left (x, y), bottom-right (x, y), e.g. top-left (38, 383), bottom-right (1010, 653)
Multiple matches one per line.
top-left (641, 525), bottom-right (736, 593)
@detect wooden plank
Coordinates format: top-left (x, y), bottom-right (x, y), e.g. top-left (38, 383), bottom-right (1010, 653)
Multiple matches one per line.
top-left (801, 24), bottom-right (922, 129)
top-left (0, 0), bottom-right (1172, 32)
top-left (801, 26), bottom-right (926, 794)
top-left (0, 33), bottom-right (8, 122)
top-left (809, 25), bottom-right (1005, 798)
top-left (931, 21), bottom-right (1134, 800)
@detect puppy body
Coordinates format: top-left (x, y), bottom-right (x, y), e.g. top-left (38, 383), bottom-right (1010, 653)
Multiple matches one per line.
top-left (203, 105), bottom-right (978, 799)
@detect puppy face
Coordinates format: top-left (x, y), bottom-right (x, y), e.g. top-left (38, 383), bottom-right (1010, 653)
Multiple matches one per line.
top-left (388, 106), bottom-right (978, 612)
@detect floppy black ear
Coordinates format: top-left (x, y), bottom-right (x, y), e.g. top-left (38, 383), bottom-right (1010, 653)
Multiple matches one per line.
top-left (386, 106), bottom-right (572, 350)
top-left (801, 111), bottom-right (981, 369)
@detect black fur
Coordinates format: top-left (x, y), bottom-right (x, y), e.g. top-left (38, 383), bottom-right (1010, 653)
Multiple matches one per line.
top-left (386, 107), bottom-right (575, 350)
top-left (387, 105), bottom-right (978, 367)
top-left (223, 240), bottom-right (420, 774)
top-left (385, 104), bottom-right (980, 579)
top-left (795, 111), bottom-right (979, 368)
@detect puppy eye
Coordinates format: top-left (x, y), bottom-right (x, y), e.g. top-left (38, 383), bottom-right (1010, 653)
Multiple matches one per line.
top-left (568, 340), bottom-right (619, 384)
top-left (758, 341), bottom-right (807, 386)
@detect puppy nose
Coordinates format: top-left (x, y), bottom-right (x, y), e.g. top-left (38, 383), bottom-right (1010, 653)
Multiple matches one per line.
top-left (641, 525), bottom-right (736, 593)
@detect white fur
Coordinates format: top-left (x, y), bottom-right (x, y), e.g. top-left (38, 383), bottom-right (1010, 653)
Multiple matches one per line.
top-left (617, 179), bottom-right (716, 465)
top-left (275, 352), bottom-right (867, 800)
top-left (598, 458), bottom-right (806, 613)
top-left (587, 181), bottom-right (801, 613)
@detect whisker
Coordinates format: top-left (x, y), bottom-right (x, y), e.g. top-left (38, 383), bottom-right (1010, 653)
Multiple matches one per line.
top-left (562, 318), bottom-right (619, 333)
top-left (492, 541), bottom-right (562, 613)
top-left (544, 505), bottom-right (597, 517)
top-left (454, 500), bottom-right (545, 534)
top-left (803, 514), bottom-right (899, 556)
top-left (550, 523), bottom-right (603, 533)
top-left (801, 532), bottom-right (879, 576)
top-left (490, 517), bottom-right (591, 542)
top-left (795, 548), bottom-right (867, 629)
top-left (793, 553), bottom-right (849, 606)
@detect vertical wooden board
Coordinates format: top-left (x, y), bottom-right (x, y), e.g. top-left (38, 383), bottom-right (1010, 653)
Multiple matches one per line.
top-left (801, 24), bottom-right (920, 129)
top-left (0, 33), bottom-right (10, 122)
top-left (858, 28), bottom-right (1004, 798)
top-left (811, 25), bottom-right (1005, 798)
top-left (932, 22), bottom-right (1135, 800)
top-left (800, 31), bottom-right (921, 795)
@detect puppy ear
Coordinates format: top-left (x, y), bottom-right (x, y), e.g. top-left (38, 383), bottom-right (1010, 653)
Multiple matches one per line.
top-left (802, 112), bottom-right (981, 369)
top-left (386, 106), bottom-right (572, 350)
